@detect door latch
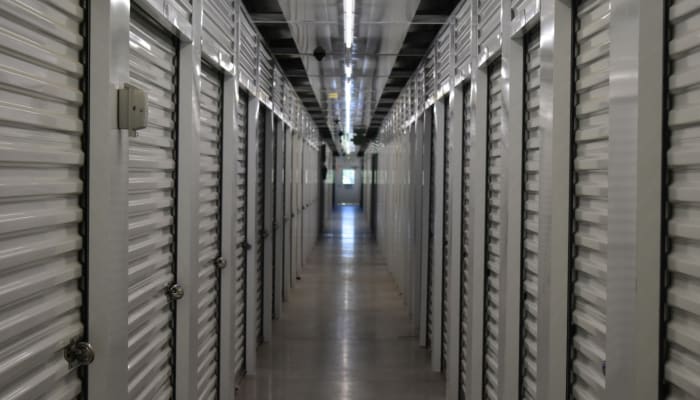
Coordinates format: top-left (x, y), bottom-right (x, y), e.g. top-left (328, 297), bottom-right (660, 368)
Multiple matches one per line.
top-left (168, 283), bottom-right (185, 300)
top-left (64, 340), bottom-right (95, 369)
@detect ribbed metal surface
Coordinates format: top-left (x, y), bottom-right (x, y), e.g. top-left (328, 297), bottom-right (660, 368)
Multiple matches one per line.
top-left (510, 0), bottom-right (538, 34)
top-left (437, 28), bottom-right (451, 89)
top-left (0, 0), bottom-right (85, 398)
top-left (197, 61), bottom-right (223, 399)
top-left (483, 59), bottom-right (503, 400)
top-left (455, 0), bottom-right (472, 78)
top-left (256, 107), bottom-right (265, 344)
top-left (520, 26), bottom-right (540, 400)
top-left (273, 67), bottom-right (283, 113)
top-left (459, 83), bottom-right (472, 399)
top-left (569, 0), bottom-right (610, 398)
top-left (476, 0), bottom-right (502, 62)
top-left (425, 49), bottom-right (436, 103)
top-left (202, 0), bottom-right (234, 64)
top-left (442, 99), bottom-right (451, 371)
top-left (127, 12), bottom-right (178, 399)
top-left (239, 11), bottom-right (257, 86)
top-left (234, 89), bottom-right (249, 381)
top-left (664, 1), bottom-right (700, 398)
top-left (259, 47), bottom-right (273, 102)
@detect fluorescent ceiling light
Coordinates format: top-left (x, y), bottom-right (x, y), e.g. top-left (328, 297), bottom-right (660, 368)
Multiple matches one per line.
top-left (343, 0), bottom-right (354, 49)
top-left (344, 63), bottom-right (352, 78)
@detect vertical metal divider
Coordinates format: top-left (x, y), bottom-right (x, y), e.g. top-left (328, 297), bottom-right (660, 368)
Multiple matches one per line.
top-left (468, 1), bottom-right (488, 397)
top-left (219, 72), bottom-right (237, 400)
top-left (245, 97), bottom-right (260, 375)
top-left (284, 125), bottom-right (293, 300)
top-left (419, 113), bottom-right (431, 348)
top-left (87, 1), bottom-right (130, 398)
top-left (432, 100), bottom-right (446, 372)
top-left (175, 0), bottom-right (202, 397)
top-left (447, 85), bottom-right (465, 400)
top-left (412, 121), bottom-right (423, 331)
top-left (501, 0), bottom-right (527, 398)
top-left (263, 108), bottom-right (275, 342)
top-left (606, 1), bottom-right (664, 398)
top-left (537, 1), bottom-right (573, 398)
top-left (274, 118), bottom-right (285, 319)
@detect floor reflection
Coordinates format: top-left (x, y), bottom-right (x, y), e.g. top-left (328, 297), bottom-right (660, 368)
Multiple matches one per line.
top-left (237, 205), bottom-right (445, 400)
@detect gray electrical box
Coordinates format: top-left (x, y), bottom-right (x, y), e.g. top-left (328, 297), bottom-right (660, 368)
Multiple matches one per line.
top-left (118, 84), bottom-right (148, 136)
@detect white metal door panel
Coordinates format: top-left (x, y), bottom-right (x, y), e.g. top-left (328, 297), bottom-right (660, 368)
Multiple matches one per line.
top-left (570, 0), bottom-right (610, 397)
top-left (664, 1), bottom-right (700, 398)
top-left (255, 107), bottom-right (265, 344)
top-left (233, 89), bottom-right (249, 380)
top-left (442, 98), bottom-right (451, 371)
top-left (477, 0), bottom-right (502, 64)
top-left (510, 0), bottom-right (539, 36)
top-left (520, 26), bottom-right (540, 400)
top-left (127, 12), bottom-right (178, 399)
top-left (0, 0), bottom-right (86, 398)
top-left (483, 59), bottom-right (504, 400)
top-left (460, 83), bottom-right (472, 399)
top-left (201, 0), bottom-right (234, 65)
top-left (196, 61), bottom-right (223, 399)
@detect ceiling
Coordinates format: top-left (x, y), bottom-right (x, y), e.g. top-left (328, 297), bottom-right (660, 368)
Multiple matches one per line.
top-left (242, 0), bottom-right (460, 153)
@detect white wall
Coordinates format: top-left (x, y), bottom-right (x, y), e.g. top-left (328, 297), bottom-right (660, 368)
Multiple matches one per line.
top-left (334, 156), bottom-right (363, 205)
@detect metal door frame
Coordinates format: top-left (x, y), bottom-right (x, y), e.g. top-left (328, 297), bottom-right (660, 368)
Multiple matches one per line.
top-left (263, 106), bottom-right (275, 341)
top-left (273, 117), bottom-right (285, 319)
top-left (245, 96), bottom-right (260, 375)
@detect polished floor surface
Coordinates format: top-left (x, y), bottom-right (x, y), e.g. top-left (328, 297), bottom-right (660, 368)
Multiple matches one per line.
top-left (238, 205), bottom-right (445, 399)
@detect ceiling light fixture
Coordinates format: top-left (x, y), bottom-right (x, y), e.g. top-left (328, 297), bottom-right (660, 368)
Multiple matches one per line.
top-left (343, 0), bottom-right (354, 49)
top-left (344, 63), bottom-right (352, 78)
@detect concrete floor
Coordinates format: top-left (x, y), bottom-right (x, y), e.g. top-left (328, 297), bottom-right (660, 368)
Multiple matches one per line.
top-left (237, 205), bottom-right (445, 400)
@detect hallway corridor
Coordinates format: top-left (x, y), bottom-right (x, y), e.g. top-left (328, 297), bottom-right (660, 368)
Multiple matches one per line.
top-left (238, 206), bottom-right (445, 399)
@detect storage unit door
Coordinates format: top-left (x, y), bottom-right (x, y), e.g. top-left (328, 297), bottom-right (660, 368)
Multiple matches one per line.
top-left (520, 26), bottom-right (541, 400)
top-left (460, 83), bottom-right (472, 399)
top-left (483, 58), bottom-right (504, 400)
top-left (569, 0), bottom-right (610, 398)
top-left (197, 61), bottom-right (223, 399)
top-left (0, 1), bottom-right (86, 398)
top-left (255, 107), bottom-right (265, 344)
top-left (127, 12), bottom-right (178, 399)
top-left (233, 89), bottom-right (249, 380)
top-left (664, 2), bottom-right (700, 398)
top-left (442, 97), bottom-right (451, 371)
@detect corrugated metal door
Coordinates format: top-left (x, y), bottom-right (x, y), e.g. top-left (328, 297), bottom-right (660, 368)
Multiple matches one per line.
top-left (520, 26), bottom-right (540, 400)
top-left (255, 107), bottom-right (265, 344)
top-left (483, 58), bottom-right (503, 400)
top-left (233, 89), bottom-right (249, 380)
top-left (127, 11), bottom-right (178, 399)
top-left (460, 83), bottom-right (472, 399)
top-left (0, 1), bottom-right (86, 398)
top-left (442, 97), bottom-right (451, 371)
top-left (197, 61), bottom-right (223, 399)
top-left (569, 0), bottom-right (610, 398)
top-left (663, 2), bottom-right (700, 398)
